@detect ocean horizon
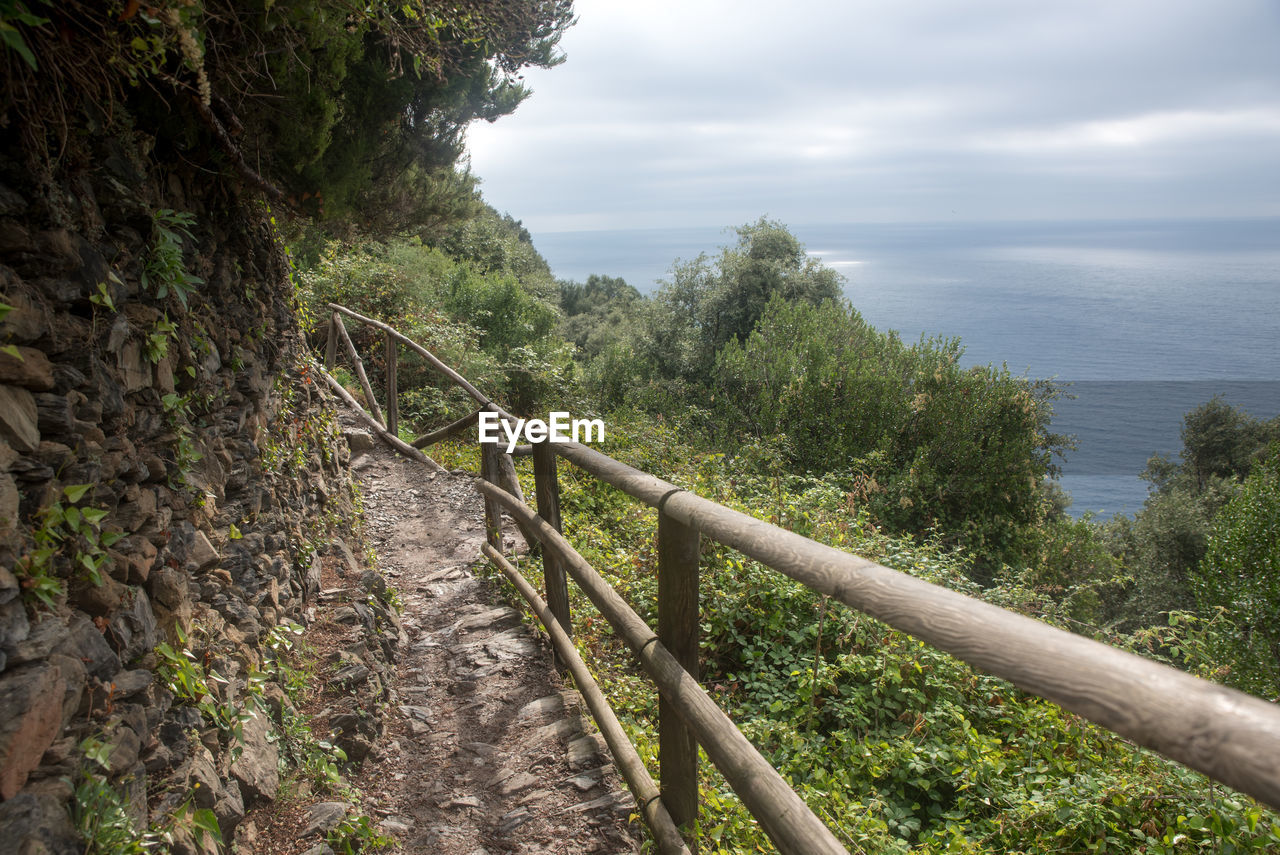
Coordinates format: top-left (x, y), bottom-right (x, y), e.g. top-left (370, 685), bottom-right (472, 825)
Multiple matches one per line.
top-left (529, 217), bottom-right (1280, 518)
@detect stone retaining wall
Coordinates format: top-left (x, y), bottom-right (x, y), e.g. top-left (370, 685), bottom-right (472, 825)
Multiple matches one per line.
top-left (0, 125), bottom-right (380, 852)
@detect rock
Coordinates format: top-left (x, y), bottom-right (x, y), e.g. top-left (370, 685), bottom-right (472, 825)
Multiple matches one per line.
top-left (301, 844), bottom-right (335, 855)
top-left (117, 341), bottom-right (150, 393)
top-left (230, 710), bottom-right (278, 803)
top-left (0, 436), bottom-right (17, 472)
top-left (0, 471), bottom-right (18, 542)
top-left (0, 292), bottom-right (48, 343)
top-left (0, 565), bottom-right (17, 605)
top-left (303, 554), bottom-right (322, 603)
top-left (332, 539), bottom-right (362, 578)
top-left (56, 612), bottom-right (120, 682)
top-left (0, 346), bottom-right (54, 391)
top-left (168, 820), bottom-right (221, 855)
top-left (108, 588), bottom-right (158, 664)
top-left (567, 734), bottom-right (601, 770)
top-left (104, 722), bottom-right (142, 772)
top-left (330, 661), bottom-right (371, 688)
top-left (569, 770), bottom-right (603, 791)
top-left (516, 694), bottom-right (565, 721)
top-left (497, 806), bottom-right (532, 833)
top-left (188, 530), bottom-right (219, 572)
top-left (495, 771), bottom-right (541, 796)
top-left (148, 566), bottom-right (193, 638)
top-left (107, 668), bottom-right (153, 699)
top-left (0, 792), bottom-right (82, 855)
top-left (344, 430), bottom-right (375, 453)
top-left (48, 652), bottom-right (86, 726)
top-left (535, 717), bottom-right (582, 742)
top-left (0, 663), bottom-right (66, 798)
top-left (0, 384), bottom-right (38, 452)
top-left (114, 484), bottom-right (158, 533)
top-left (0, 597), bottom-right (30, 650)
top-left (33, 392), bottom-right (75, 440)
top-left (188, 746), bottom-right (221, 809)
top-left (379, 817), bottom-right (412, 836)
top-left (70, 572), bottom-right (127, 617)
top-left (454, 606), bottom-right (519, 634)
top-left (301, 801), bottom-right (349, 838)
top-left (335, 732), bottom-right (373, 763)
top-left (215, 777), bottom-right (246, 841)
top-left (119, 763), bottom-right (149, 831)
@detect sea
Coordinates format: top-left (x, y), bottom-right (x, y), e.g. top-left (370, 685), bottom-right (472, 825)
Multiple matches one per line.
top-left (530, 218), bottom-right (1280, 519)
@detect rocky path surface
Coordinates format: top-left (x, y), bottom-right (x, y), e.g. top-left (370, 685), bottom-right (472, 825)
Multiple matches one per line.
top-left (343, 415), bottom-right (642, 854)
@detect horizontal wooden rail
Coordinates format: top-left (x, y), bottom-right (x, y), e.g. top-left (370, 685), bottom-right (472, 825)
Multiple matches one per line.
top-left (328, 303), bottom-right (490, 405)
top-left (412, 409), bottom-right (481, 448)
top-left (320, 368), bottom-right (444, 473)
top-left (477, 480), bottom-right (848, 855)
top-left (482, 543), bottom-right (692, 855)
top-left (549, 440), bottom-right (1280, 810)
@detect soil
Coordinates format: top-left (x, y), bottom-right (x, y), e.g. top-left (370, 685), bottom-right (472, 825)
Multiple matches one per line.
top-left (254, 411), bottom-right (645, 855)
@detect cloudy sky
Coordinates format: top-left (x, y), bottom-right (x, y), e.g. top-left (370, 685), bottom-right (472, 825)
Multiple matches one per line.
top-left (466, 0), bottom-right (1280, 233)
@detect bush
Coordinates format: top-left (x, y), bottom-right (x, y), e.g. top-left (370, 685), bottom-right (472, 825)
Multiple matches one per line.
top-left (1194, 445), bottom-right (1280, 698)
top-left (715, 296), bottom-right (1066, 571)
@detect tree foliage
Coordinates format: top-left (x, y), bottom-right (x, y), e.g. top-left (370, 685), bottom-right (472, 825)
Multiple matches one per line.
top-left (2, 0), bottom-right (575, 231)
top-left (1103, 398), bottom-right (1278, 629)
top-left (714, 296), bottom-right (1065, 569)
top-left (638, 218), bottom-right (843, 384)
top-left (1194, 445), bottom-right (1280, 698)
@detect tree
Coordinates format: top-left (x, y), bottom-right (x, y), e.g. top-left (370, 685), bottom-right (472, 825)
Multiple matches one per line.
top-left (3, 1), bottom-right (576, 232)
top-left (647, 218), bottom-right (844, 382)
top-left (1181, 396), bottom-right (1278, 491)
top-left (715, 296), bottom-right (1065, 571)
top-left (1193, 445), bottom-right (1280, 698)
top-left (1102, 398), bottom-right (1277, 629)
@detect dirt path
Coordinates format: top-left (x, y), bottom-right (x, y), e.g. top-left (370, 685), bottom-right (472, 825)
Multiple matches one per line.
top-left (344, 416), bottom-right (643, 854)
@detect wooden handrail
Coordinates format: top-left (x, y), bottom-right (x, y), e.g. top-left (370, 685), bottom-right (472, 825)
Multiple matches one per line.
top-left (478, 480), bottom-right (848, 855)
top-left (482, 543), bottom-right (692, 855)
top-left (549, 439), bottom-right (1280, 810)
top-left (318, 303), bottom-right (1280, 853)
top-left (328, 303), bottom-right (491, 405)
top-left (412, 409), bottom-right (481, 448)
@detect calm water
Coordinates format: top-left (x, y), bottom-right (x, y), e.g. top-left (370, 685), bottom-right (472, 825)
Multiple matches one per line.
top-left (533, 219), bottom-right (1280, 518)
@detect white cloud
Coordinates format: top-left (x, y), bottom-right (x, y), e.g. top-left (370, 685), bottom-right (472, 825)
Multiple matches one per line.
top-left (466, 0), bottom-right (1280, 230)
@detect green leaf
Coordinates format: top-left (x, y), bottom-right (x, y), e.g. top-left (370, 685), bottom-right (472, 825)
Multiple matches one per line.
top-left (192, 807), bottom-right (223, 843)
top-left (81, 507), bottom-right (108, 526)
top-left (0, 24), bottom-right (39, 71)
top-left (63, 484), bottom-right (92, 503)
top-left (1, 344), bottom-right (22, 360)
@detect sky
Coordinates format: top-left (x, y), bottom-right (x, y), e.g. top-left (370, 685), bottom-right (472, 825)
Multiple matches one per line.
top-left (465, 0), bottom-right (1280, 233)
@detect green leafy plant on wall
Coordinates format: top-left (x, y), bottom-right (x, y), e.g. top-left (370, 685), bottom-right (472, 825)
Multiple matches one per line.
top-left (0, 0), bottom-right (47, 71)
top-left (142, 209), bottom-right (204, 309)
top-left (70, 736), bottom-right (148, 855)
top-left (14, 484), bottom-right (123, 609)
top-left (155, 625), bottom-right (255, 760)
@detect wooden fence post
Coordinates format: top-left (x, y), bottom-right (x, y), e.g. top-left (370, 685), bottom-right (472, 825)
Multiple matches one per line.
top-left (325, 311), bottom-right (337, 369)
top-left (384, 331), bottom-right (398, 438)
top-left (658, 509), bottom-right (700, 848)
top-left (480, 444), bottom-right (503, 550)
top-left (333, 316), bottom-right (385, 426)
top-left (534, 443), bottom-right (571, 639)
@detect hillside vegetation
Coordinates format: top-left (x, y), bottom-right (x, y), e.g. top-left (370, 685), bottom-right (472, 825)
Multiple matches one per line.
top-left (292, 220), bottom-right (1280, 853)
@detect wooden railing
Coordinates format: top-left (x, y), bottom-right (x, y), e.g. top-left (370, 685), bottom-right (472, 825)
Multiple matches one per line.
top-left (321, 303), bottom-right (1280, 854)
